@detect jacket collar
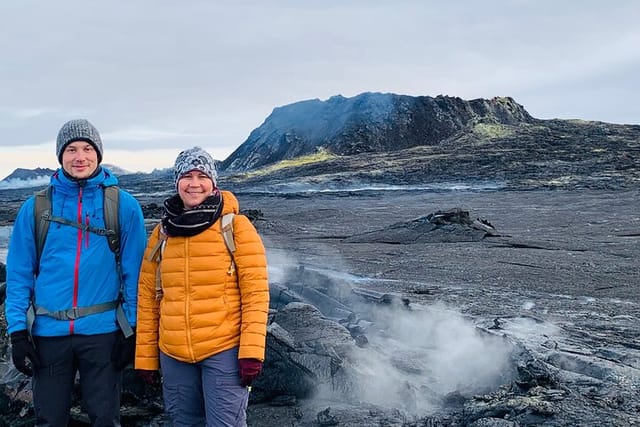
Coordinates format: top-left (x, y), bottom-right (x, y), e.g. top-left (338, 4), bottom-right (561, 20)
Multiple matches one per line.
top-left (50, 166), bottom-right (118, 194)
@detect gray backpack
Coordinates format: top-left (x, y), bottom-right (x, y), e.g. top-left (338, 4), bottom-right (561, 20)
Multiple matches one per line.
top-left (28, 185), bottom-right (133, 337)
top-left (148, 213), bottom-right (236, 301)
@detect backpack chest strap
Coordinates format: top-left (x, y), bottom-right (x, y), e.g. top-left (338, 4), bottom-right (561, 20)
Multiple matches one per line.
top-left (34, 300), bottom-right (119, 320)
top-left (44, 213), bottom-right (115, 237)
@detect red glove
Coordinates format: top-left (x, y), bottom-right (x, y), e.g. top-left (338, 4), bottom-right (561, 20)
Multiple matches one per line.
top-left (137, 369), bottom-right (161, 386)
top-left (238, 358), bottom-right (263, 387)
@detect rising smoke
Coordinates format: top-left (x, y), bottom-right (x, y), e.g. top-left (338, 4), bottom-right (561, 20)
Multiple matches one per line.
top-left (346, 301), bottom-right (515, 413)
top-left (265, 244), bottom-right (516, 416)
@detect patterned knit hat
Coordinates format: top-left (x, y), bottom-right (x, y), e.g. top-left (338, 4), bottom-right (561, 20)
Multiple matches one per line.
top-left (173, 146), bottom-right (218, 188)
top-left (56, 119), bottom-right (103, 164)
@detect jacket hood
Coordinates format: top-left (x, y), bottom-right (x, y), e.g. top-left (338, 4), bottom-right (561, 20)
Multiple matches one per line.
top-left (220, 190), bottom-right (239, 215)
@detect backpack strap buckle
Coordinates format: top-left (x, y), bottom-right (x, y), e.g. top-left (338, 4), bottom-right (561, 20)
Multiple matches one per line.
top-left (65, 307), bottom-right (80, 320)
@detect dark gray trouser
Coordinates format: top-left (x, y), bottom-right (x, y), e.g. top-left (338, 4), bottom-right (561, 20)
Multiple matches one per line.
top-left (32, 332), bottom-right (122, 427)
top-left (160, 347), bottom-right (249, 427)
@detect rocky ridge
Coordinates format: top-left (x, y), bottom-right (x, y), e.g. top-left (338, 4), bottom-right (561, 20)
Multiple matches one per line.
top-left (222, 93), bottom-right (536, 172)
top-left (1, 168), bottom-right (55, 182)
top-left (222, 117), bottom-right (640, 193)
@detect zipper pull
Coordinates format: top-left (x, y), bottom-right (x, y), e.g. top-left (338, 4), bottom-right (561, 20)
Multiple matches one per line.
top-left (227, 262), bottom-right (236, 276)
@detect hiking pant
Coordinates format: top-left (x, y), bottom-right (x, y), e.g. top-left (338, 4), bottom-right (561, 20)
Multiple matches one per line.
top-left (32, 332), bottom-right (122, 427)
top-left (160, 347), bottom-right (249, 427)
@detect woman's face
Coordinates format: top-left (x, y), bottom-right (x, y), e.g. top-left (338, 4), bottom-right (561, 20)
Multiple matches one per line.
top-left (177, 170), bottom-right (214, 209)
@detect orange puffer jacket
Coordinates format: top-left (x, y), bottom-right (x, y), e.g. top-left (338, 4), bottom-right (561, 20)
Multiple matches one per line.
top-left (135, 191), bottom-right (269, 370)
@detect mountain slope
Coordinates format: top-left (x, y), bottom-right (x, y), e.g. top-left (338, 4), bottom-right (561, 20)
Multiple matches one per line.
top-left (221, 118), bottom-right (640, 191)
top-left (221, 92), bottom-right (534, 172)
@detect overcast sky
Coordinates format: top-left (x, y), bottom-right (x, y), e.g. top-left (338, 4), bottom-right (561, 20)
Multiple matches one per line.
top-left (0, 1), bottom-right (638, 180)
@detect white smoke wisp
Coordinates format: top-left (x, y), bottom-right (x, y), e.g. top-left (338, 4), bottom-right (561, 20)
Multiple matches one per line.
top-left (346, 301), bottom-right (515, 413)
top-left (260, 245), bottom-right (517, 416)
top-left (0, 176), bottom-right (49, 189)
top-left (265, 245), bottom-right (291, 285)
top-left (264, 236), bottom-right (352, 288)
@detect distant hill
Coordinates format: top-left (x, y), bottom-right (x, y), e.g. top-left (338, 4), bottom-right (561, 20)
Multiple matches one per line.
top-left (221, 92), bottom-right (534, 172)
top-left (219, 92), bottom-right (640, 191)
top-left (102, 164), bottom-right (131, 176)
top-left (0, 164), bottom-right (131, 190)
top-left (1, 164), bottom-right (133, 182)
top-left (2, 167), bottom-right (55, 182)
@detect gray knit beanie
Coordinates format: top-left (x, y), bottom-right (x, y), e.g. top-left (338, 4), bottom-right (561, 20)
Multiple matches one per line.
top-left (56, 119), bottom-right (103, 163)
top-left (174, 146), bottom-right (218, 188)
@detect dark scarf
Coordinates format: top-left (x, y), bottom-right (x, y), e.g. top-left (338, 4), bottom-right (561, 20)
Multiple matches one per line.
top-left (161, 190), bottom-right (223, 237)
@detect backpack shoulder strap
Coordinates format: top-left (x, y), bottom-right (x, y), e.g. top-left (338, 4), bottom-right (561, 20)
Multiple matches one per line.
top-left (102, 185), bottom-right (133, 338)
top-left (152, 214), bottom-right (238, 301)
top-left (149, 226), bottom-right (168, 301)
top-left (221, 213), bottom-right (236, 254)
top-left (34, 185), bottom-right (121, 260)
top-left (29, 184), bottom-right (133, 338)
top-left (221, 213), bottom-right (236, 275)
top-left (34, 186), bottom-right (52, 263)
top-left (102, 185), bottom-right (120, 255)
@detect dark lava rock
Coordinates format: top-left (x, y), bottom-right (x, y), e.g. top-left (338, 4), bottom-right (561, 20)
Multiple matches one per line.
top-left (345, 207), bottom-right (500, 243)
top-left (1, 182), bottom-right (639, 426)
top-left (221, 112), bottom-right (640, 192)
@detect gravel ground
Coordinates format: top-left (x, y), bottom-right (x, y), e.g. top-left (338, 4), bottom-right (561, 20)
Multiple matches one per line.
top-left (243, 188), bottom-right (640, 305)
top-left (1, 187), bottom-right (638, 425)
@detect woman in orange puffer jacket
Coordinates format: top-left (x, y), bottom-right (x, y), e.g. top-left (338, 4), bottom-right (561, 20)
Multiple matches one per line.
top-left (135, 146), bottom-right (269, 426)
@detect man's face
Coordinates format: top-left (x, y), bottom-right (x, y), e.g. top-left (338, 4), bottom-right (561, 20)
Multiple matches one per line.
top-left (61, 141), bottom-right (99, 179)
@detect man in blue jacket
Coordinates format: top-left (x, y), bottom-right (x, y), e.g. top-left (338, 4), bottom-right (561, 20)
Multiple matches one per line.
top-left (5, 119), bottom-right (147, 426)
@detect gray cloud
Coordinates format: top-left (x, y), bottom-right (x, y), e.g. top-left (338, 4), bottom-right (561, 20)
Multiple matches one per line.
top-left (0, 0), bottom-right (638, 178)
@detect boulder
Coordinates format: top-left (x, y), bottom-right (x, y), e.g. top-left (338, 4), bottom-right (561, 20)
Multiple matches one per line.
top-left (344, 208), bottom-right (501, 243)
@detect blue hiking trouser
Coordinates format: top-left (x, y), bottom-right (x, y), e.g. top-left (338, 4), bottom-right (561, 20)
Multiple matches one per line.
top-left (160, 347), bottom-right (249, 427)
top-left (32, 332), bottom-right (122, 427)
